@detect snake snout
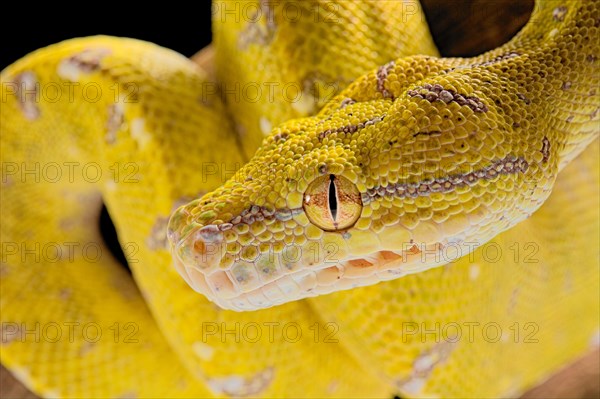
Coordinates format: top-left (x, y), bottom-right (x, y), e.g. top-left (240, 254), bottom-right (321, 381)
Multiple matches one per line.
top-left (170, 222), bottom-right (240, 300)
top-left (180, 225), bottom-right (225, 268)
top-left (167, 202), bottom-right (232, 296)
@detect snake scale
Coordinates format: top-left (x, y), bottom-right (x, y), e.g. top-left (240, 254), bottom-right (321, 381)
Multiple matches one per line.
top-left (1, 0), bottom-right (598, 398)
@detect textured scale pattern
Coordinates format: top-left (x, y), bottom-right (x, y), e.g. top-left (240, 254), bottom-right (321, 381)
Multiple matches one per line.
top-left (170, 0), bottom-right (599, 311)
top-left (213, 0), bottom-right (438, 157)
top-left (1, 1), bottom-right (599, 398)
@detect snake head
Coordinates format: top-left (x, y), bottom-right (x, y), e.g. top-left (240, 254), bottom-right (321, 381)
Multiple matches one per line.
top-left (168, 56), bottom-right (557, 311)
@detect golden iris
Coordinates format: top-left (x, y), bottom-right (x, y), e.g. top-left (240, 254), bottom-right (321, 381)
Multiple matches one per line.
top-left (303, 174), bottom-right (362, 231)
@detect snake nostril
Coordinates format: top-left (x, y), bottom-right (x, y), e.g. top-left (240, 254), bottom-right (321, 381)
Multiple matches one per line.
top-left (175, 224), bottom-right (224, 274)
top-left (193, 239), bottom-right (208, 255)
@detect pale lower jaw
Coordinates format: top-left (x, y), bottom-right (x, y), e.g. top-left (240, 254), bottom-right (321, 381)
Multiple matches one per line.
top-left (175, 242), bottom-right (464, 312)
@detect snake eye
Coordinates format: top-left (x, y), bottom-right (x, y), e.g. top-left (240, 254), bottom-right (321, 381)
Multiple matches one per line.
top-left (303, 174), bottom-right (362, 231)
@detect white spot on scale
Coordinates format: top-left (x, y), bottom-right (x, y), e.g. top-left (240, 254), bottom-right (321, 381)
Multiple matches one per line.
top-left (57, 60), bottom-right (83, 81)
top-left (10, 366), bottom-right (31, 384)
top-left (399, 377), bottom-right (427, 395)
top-left (413, 353), bottom-right (436, 374)
top-left (206, 367), bottom-right (274, 396)
top-left (208, 375), bottom-right (245, 394)
top-left (56, 48), bottom-right (110, 81)
top-left (15, 72), bottom-right (40, 120)
top-left (469, 264), bottom-right (480, 280)
top-left (397, 341), bottom-right (455, 395)
top-left (259, 116), bottom-right (272, 135)
top-left (130, 118), bottom-right (152, 148)
top-left (192, 341), bottom-right (215, 361)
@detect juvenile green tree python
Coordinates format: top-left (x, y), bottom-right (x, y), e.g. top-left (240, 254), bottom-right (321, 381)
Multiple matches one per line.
top-left (1, 0), bottom-right (598, 397)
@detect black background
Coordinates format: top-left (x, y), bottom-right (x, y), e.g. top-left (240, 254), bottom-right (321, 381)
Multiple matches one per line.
top-left (1, 6), bottom-right (214, 70)
top-left (0, 1), bottom-right (533, 70)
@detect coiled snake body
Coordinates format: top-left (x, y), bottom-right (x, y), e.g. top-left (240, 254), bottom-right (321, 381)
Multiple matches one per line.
top-left (1, 1), bottom-right (598, 397)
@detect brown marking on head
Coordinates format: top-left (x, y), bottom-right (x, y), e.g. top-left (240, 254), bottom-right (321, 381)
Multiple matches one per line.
top-left (214, 203), bottom-right (295, 232)
top-left (318, 114), bottom-right (385, 140)
top-left (408, 84), bottom-right (488, 112)
top-left (376, 61), bottom-right (396, 99)
top-left (367, 156), bottom-right (528, 200)
top-left (340, 97), bottom-right (356, 108)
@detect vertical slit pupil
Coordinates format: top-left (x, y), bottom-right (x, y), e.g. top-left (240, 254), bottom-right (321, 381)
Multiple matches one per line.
top-left (328, 174), bottom-right (338, 221)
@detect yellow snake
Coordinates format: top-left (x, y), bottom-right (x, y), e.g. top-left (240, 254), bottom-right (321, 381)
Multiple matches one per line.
top-left (1, 0), bottom-right (598, 397)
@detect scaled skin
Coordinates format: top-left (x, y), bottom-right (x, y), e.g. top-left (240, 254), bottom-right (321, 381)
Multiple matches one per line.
top-left (171, 0), bottom-right (599, 311)
top-left (1, 1), bottom-right (599, 398)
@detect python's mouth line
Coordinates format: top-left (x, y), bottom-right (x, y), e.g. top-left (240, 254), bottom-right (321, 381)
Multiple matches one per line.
top-left (174, 241), bottom-right (455, 310)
